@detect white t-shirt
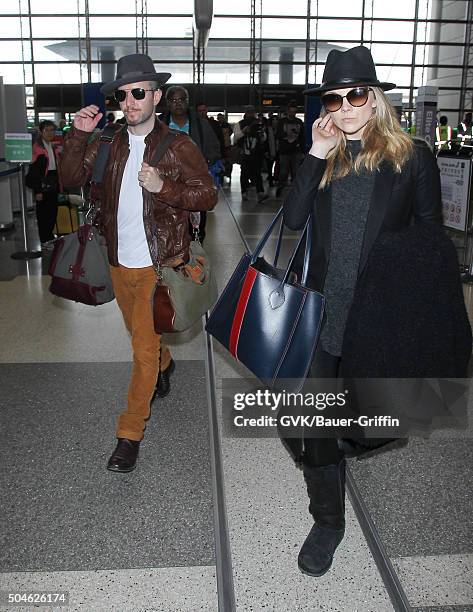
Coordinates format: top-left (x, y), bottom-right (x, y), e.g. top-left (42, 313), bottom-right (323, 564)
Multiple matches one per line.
top-left (117, 132), bottom-right (153, 268)
top-left (43, 141), bottom-right (56, 171)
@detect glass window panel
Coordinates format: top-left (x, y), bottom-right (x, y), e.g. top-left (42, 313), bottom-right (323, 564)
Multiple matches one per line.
top-left (35, 62), bottom-right (81, 84)
top-left (433, 66), bottom-right (463, 89)
top-left (261, 63), bottom-right (283, 85)
top-left (31, 17), bottom-right (82, 38)
top-left (146, 17), bottom-right (193, 37)
top-left (437, 91), bottom-right (460, 112)
top-left (426, 44), bottom-right (465, 67)
top-left (414, 66), bottom-right (429, 87)
top-left (0, 17), bottom-right (30, 38)
top-left (206, 39), bottom-right (250, 64)
top-left (30, 0), bottom-right (79, 13)
top-left (369, 42), bottom-right (414, 65)
top-left (262, 18), bottom-right (309, 39)
top-left (317, 19), bottom-right (362, 40)
top-left (156, 63), bottom-right (193, 84)
top-left (33, 40), bottom-right (79, 61)
top-left (147, 40), bottom-right (193, 61)
top-left (90, 62), bottom-right (194, 84)
top-left (376, 65), bottom-right (412, 88)
top-left (0, 0), bottom-right (29, 14)
top-left (371, 0), bottom-right (415, 19)
top-left (415, 44), bottom-right (433, 71)
top-left (145, 0), bottom-right (193, 14)
top-left (0, 41), bottom-right (31, 62)
top-left (436, 0), bottom-right (469, 20)
top-left (88, 0), bottom-right (135, 13)
top-left (370, 20), bottom-right (414, 42)
top-left (292, 64), bottom-right (309, 85)
top-left (210, 17), bottom-right (251, 38)
top-left (89, 17), bottom-right (138, 37)
top-left (213, 0), bottom-right (251, 15)
top-left (204, 64), bottom-right (250, 84)
top-left (261, 0), bottom-right (309, 16)
top-left (0, 63), bottom-right (33, 84)
top-left (317, 0), bottom-right (364, 18)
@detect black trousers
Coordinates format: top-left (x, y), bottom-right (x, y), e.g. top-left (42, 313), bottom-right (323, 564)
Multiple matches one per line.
top-left (280, 342), bottom-right (345, 468)
top-left (240, 156), bottom-right (264, 193)
top-left (35, 186), bottom-right (58, 243)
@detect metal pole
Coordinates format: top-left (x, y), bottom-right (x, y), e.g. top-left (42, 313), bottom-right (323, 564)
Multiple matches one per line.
top-left (11, 163), bottom-right (42, 260)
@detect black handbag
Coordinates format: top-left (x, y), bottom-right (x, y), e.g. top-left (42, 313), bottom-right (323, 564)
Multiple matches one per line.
top-left (205, 208), bottom-right (325, 391)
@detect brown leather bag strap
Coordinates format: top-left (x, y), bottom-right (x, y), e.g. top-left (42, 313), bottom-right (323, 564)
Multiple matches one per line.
top-left (149, 131), bottom-right (178, 167)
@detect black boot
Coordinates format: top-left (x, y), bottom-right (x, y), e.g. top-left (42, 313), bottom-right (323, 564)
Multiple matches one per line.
top-left (298, 458), bottom-right (346, 577)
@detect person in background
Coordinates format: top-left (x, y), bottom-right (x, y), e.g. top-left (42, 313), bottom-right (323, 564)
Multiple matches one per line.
top-left (265, 112), bottom-right (277, 188)
top-left (457, 111), bottom-right (472, 146)
top-left (217, 112), bottom-right (234, 181)
top-left (435, 115), bottom-right (452, 151)
top-left (196, 102), bottom-right (225, 157)
top-left (233, 105), bottom-right (268, 202)
top-left (160, 86), bottom-right (221, 242)
top-left (276, 100), bottom-right (305, 196)
top-left (26, 120), bottom-right (61, 249)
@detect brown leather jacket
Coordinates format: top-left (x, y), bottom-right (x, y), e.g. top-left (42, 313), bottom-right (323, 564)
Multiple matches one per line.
top-left (60, 118), bottom-right (217, 267)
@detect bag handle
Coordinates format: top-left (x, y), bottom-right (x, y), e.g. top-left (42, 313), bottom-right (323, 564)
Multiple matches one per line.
top-left (250, 207), bottom-right (313, 291)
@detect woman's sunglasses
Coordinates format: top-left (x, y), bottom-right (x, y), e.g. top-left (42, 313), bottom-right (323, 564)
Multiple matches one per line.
top-left (114, 88), bottom-right (156, 102)
top-left (321, 87), bottom-right (373, 112)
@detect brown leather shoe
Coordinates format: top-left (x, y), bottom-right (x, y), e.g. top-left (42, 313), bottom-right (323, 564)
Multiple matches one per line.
top-left (107, 438), bottom-right (140, 473)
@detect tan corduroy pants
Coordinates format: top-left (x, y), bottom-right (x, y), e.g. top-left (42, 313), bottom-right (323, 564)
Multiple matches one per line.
top-left (110, 264), bottom-right (172, 441)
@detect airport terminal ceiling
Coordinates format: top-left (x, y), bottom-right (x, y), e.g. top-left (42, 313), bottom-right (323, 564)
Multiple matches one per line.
top-left (0, 0), bottom-right (471, 118)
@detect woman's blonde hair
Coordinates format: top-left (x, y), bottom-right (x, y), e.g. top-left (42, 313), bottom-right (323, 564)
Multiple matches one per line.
top-left (318, 87), bottom-right (413, 189)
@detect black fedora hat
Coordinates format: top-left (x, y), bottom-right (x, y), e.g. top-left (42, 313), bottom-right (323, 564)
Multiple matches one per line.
top-left (100, 53), bottom-right (171, 96)
top-left (304, 45), bottom-right (395, 95)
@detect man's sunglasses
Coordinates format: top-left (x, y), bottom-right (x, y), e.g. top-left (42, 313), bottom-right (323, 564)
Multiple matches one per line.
top-left (321, 87), bottom-right (373, 112)
top-left (114, 88), bottom-right (156, 102)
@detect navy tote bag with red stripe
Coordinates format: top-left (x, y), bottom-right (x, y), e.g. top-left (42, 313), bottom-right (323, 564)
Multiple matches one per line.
top-left (205, 208), bottom-right (325, 391)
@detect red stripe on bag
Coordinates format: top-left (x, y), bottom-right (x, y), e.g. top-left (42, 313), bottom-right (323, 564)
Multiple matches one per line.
top-left (229, 266), bottom-right (257, 359)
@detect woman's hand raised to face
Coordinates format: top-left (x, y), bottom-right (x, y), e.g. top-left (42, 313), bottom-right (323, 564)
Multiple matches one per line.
top-left (309, 116), bottom-right (338, 159)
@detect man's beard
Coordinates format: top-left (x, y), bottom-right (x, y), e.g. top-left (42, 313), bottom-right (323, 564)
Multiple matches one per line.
top-left (125, 107), bottom-right (153, 126)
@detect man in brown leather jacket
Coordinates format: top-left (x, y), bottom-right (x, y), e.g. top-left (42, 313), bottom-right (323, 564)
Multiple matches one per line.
top-left (60, 54), bottom-right (217, 473)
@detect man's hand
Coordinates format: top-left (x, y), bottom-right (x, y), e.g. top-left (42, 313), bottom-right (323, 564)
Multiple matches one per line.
top-left (35, 193), bottom-right (43, 202)
top-left (73, 105), bottom-right (103, 132)
top-left (138, 162), bottom-right (164, 193)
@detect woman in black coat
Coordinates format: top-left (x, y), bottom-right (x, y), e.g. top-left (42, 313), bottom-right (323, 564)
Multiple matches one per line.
top-left (282, 46), bottom-right (444, 578)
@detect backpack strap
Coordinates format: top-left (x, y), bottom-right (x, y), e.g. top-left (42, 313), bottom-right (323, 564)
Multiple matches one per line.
top-left (149, 129), bottom-right (179, 167)
top-left (91, 123), bottom-right (122, 184)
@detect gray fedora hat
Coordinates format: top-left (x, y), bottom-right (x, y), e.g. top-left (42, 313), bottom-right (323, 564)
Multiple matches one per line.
top-left (100, 53), bottom-right (171, 96)
top-left (304, 46), bottom-right (395, 96)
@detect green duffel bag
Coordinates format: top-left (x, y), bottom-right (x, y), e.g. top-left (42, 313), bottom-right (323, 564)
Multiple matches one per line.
top-left (152, 240), bottom-right (218, 333)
